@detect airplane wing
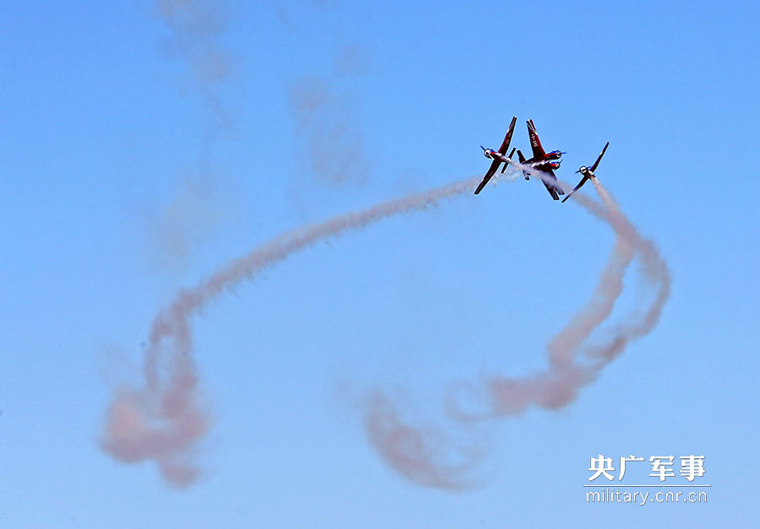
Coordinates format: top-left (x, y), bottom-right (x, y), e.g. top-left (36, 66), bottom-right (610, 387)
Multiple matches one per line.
top-left (475, 117), bottom-right (517, 194)
top-left (497, 116), bottom-right (518, 155)
top-left (527, 119), bottom-right (546, 160)
top-left (474, 158), bottom-right (502, 194)
top-left (561, 175), bottom-right (590, 203)
top-left (538, 167), bottom-right (564, 200)
top-left (589, 142), bottom-right (610, 172)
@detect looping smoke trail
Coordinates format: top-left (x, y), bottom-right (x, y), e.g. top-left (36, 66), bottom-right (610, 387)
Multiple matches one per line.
top-left (547, 233), bottom-right (636, 369)
top-left (447, 176), bottom-right (670, 437)
top-left (102, 160), bottom-right (669, 490)
top-left (581, 180), bottom-right (672, 367)
top-left (102, 174), bottom-right (507, 487)
top-left (360, 173), bottom-right (669, 488)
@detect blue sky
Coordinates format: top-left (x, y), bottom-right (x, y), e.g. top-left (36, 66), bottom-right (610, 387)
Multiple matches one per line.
top-left (1, 1), bottom-right (759, 527)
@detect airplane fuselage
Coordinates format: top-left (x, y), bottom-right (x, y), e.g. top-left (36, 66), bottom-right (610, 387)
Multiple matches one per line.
top-left (520, 148), bottom-right (563, 176)
top-left (520, 158), bottom-right (561, 180)
top-left (483, 149), bottom-right (509, 163)
top-left (523, 150), bottom-right (563, 165)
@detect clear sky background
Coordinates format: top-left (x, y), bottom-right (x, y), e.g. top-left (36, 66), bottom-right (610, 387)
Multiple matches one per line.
top-left (1, 1), bottom-right (759, 527)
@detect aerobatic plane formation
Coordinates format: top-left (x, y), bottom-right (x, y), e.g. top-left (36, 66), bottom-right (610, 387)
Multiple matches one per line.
top-left (475, 116), bottom-right (609, 202)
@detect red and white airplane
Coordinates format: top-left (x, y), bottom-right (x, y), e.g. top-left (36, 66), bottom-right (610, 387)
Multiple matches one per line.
top-left (474, 116), bottom-right (518, 194)
top-left (562, 142), bottom-right (610, 203)
top-left (515, 119), bottom-right (566, 200)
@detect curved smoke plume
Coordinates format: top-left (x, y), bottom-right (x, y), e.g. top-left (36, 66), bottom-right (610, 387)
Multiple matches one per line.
top-left (102, 167), bottom-right (670, 489)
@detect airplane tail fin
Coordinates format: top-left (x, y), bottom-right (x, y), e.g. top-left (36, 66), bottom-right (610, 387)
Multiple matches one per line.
top-left (501, 147), bottom-right (517, 173)
top-left (516, 150), bottom-right (530, 180)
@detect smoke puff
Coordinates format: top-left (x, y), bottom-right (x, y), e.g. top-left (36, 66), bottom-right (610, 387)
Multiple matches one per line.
top-left (364, 391), bottom-right (482, 490)
top-left (289, 76), bottom-right (368, 186)
top-left (333, 43), bottom-right (373, 78)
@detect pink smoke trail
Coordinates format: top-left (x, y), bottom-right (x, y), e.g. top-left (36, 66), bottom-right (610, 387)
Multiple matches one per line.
top-left (581, 180), bottom-right (672, 366)
top-left (546, 232), bottom-right (636, 369)
top-left (101, 174), bottom-right (498, 487)
top-left (364, 391), bottom-right (484, 490)
top-left (444, 184), bottom-right (634, 424)
top-left (366, 176), bottom-right (670, 488)
top-left (102, 163), bottom-right (670, 490)
top-left (459, 178), bottom-right (670, 427)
